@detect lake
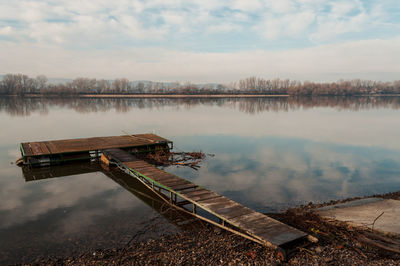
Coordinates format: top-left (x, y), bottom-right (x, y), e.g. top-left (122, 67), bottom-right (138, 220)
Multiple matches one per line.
top-left (1, 96), bottom-right (400, 264)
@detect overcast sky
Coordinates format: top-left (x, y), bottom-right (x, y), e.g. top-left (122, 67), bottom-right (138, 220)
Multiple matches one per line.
top-left (0, 0), bottom-right (399, 83)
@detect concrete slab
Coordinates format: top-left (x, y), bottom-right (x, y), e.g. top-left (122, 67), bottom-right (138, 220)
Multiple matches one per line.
top-left (316, 198), bottom-right (400, 235)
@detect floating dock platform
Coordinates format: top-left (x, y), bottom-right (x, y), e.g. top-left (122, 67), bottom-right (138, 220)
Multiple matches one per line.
top-left (20, 134), bottom-right (172, 166)
top-left (101, 148), bottom-right (312, 259)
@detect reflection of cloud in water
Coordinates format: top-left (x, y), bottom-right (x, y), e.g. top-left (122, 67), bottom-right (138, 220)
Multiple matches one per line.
top-left (181, 138), bottom-right (400, 212)
top-left (7, 148), bottom-right (20, 158)
top-left (58, 190), bottom-right (146, 236)
top-left (0, 173), bottom-right (142, 228)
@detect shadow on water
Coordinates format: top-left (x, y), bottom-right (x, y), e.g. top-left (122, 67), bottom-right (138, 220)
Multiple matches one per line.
top-left (1, 96), bottom-right (400, 116)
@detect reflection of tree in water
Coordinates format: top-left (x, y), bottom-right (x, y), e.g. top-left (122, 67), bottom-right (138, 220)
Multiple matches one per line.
top-left (236, 97), bottom-right (400, 113)
top-left (1, 96), bottom-right (400, 116)
top-left (0, 97), bottom-right (49, 116)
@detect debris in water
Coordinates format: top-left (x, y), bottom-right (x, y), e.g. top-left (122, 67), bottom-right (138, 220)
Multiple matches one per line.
top-left (141, 151), bottom-right (209, 170)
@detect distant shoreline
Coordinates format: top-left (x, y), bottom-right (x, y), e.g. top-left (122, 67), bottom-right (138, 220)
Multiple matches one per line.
top-left (2, 93), bottom-right (400, 98)
top-left (2, 94), bottom-right (289, 98)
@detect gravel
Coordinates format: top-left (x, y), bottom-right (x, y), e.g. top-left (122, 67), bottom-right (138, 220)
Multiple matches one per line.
top-left (18, 191), bottom-right (400, 265)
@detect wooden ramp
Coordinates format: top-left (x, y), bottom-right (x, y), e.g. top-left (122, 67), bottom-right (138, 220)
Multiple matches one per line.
top-left (20, 134), bottom-right (172, 166)
top-left (102, 148), bottom-right (310, 257)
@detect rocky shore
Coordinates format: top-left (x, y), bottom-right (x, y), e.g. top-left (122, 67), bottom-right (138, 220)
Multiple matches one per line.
top-left (23, 192), bottom-right (400, 265)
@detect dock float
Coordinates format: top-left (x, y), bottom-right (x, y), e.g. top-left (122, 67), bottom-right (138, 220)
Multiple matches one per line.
top-left (20, 134), bottom-right (172, 166)
top-left (101, 148), bottom-right (313, 260)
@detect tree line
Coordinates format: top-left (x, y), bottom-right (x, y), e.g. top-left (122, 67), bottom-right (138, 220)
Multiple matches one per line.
top-left (1, 73), bottom-right (399, 96)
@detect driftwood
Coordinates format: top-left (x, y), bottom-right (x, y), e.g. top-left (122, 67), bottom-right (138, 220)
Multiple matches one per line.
top-left (358, 234), bottom-right (400, 254)
top-left (141, 151), bottom-right (209, 170)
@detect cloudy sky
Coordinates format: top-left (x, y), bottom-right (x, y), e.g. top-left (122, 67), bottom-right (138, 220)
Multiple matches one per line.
top-left (0, 0), bottom-right (399, 82)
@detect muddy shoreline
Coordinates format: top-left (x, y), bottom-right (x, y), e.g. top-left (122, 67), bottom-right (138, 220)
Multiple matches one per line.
top-left (21, 191), bottom-right (400, 265)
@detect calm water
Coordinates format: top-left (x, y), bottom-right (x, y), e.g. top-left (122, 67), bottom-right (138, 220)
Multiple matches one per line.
top-left (1, 96), bottom-right (400, 264)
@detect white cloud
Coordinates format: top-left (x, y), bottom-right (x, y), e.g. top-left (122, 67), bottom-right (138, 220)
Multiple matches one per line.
top-left (232, 0), bottom-right (263, 12)
top-left (0, 0), bottom-right (392, 45)
top-left (1, 36), bottom-right (399, 82)
top-left (206, 23), bottom-right (242, 34)
top-left (265, 0), bottom-right (297, 14)
top-left (259, 10), bottom-right (315, 39)
top-left (161, 11), bottom-right (187, 32)
top-left (0, 26), bottom-right (12, 36)
top-left (309, 1), bottom-right (369, 42)
top-left (0, 0), bottom-right (398, 81)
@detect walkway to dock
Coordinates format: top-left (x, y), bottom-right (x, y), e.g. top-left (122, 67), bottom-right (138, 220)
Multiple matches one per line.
top-left (102, 148), bottom-right (309, 255)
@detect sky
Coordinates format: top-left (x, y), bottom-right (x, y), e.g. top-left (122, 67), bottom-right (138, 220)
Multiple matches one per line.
top-left (0, 0), bottom-right (399, 83)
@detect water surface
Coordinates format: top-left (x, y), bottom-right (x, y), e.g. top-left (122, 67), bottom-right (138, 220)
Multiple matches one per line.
top-left (1, 96), bottom-right (400, 264)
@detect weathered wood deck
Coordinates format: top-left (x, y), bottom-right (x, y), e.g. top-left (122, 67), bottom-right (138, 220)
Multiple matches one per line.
top-left (102, 148), bottom-right (309, 255)
top-left (20, 134), bottom-right (172, 166)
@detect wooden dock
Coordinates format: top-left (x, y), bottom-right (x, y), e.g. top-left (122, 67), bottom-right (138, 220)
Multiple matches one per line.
top-left (101, 148), bottom-right (312, 259)
top-left (20, 134), bottom-right (172, 166)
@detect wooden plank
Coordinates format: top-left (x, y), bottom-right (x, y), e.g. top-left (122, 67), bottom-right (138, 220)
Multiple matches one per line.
top-left (142, 171), bottom-right (163, 177)
top-left (197, 196), bottom-right (232, 206)
top-left (139, 167), bottom-right (165, 174)
top-left (30, 143), bottom-right (43, 155)
top-left (132, 162), bottom-right (152, 168)
top-left (236, 215), bottom-right (306, 246)
top-left (152, 176), bottom-right (180, 184)
top-left (151, 175), bottom-right (182, 183)
top-left (133, 166), bottom-right (156, 172)
top-left (254, 226), bottom-right (306, 246)
top-left (21, 143), bottom-right (33, 156)
top-left (240, 221), bottom-right (280, 237)
top-left (185, 192), bottom-right (221, 202)
top-left (205, 201), bottom-right (239, 213)
top-left (162, 180), bottom-right (192, 187)
top-left (169, 183), bottom-right (198, 191)
top-left (219, 206), bottom-right (254, 220)
top-left (46, 141), bottom-right (58, 153)
top-left (137, 167), bottom-right (160, 174)
top-left (40, 143), bottom-right (51, 154)
top-left (229, 212), bottom-right (268, 227)
top-left (161, 178), bottom-right (191, 185)
top-left (179, 188), bottom-right (208, 196)
top-left (214, 205), bottom-right (246, 219)
top-left (124, 160), bottom-right (148, 166)
top-left (150, 172), bottom-right (176, 179)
